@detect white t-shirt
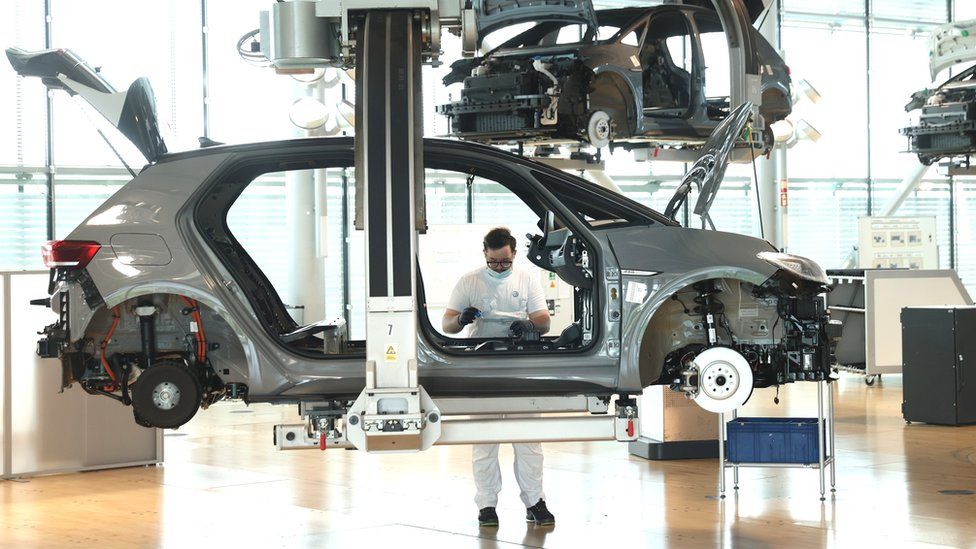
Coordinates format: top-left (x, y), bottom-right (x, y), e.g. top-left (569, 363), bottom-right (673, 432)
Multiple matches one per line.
top-left (447, 267), bottom-right (548, 338)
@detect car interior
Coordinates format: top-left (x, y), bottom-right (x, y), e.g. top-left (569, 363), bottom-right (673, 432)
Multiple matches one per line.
top-left (694, 12), bottom-right (733, 120)
top-left (419, 209), bottom-right (596, 356)
top-left (207, 154), bottom-right (603, 361)
top-left (641, 11), bottom-right (694, 118)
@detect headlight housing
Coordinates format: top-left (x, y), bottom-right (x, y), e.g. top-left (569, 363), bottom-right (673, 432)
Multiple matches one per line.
top-left (757, 251), bottom-right (829, 285)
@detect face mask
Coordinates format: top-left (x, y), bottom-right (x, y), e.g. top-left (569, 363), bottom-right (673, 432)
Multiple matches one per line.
top-left (486, 267), bottom-right (513, 280)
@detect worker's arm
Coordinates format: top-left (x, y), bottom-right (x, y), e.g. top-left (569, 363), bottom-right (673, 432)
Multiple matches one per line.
top-left (443, 277), bottom-right (471, 334)
top-left (529, 309), bottom-right (551, 335)
top-left (442, 308), bottom-right (463, 334)
top-left (526, 273), bottom-right (551, 335)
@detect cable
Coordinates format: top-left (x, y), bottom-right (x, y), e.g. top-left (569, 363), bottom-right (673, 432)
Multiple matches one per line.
top-left (99, 306), bottom-right (121, 384)
top-left (237, 29), bottom-right (271, 67)
top-left (748, 126), bottom-right (766, 240)
top-left (672, 294), bottom-right (691, 314)
top-left (179, 296), bottom-right (207, 364)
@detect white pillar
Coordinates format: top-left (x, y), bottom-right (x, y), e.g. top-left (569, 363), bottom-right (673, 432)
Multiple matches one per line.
top-left (775, 145), bottom-right (789, 252)
top-left (285, 79), bottom-right (328, 324)
top-left (755, 0), bottom-right (785, 250)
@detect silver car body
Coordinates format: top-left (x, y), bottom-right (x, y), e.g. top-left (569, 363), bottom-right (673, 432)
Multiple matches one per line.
top-left (13, 46), bottom-right (834, 428)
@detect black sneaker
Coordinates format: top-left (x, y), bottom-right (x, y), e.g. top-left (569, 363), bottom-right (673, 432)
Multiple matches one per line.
top-left (525, 499), bottom-right (555, 526)
top-left (478, 506), bottom-right (499, 527)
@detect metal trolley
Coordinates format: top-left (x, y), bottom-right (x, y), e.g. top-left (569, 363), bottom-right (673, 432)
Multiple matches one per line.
top-left (718, 379), bottom-right (837, 500)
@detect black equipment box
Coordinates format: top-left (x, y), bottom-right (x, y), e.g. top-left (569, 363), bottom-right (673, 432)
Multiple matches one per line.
top-left (901, 306), bottom-right (976, 425)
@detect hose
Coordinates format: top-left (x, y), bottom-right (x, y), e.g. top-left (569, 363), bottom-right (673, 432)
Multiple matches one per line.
top-left (99, 306), bottom-right (121, 384)
top-left (179, 296), bottom-right (207, 364)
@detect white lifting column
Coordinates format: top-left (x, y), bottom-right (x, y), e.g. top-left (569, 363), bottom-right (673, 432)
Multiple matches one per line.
top-left (345, 10), bottom-right (440, 453)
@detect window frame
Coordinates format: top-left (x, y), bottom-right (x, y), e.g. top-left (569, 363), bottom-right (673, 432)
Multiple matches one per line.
top-left (639, 7), bottom-right (699, 120)
top-left (194, 140), bottom-right (610, 360)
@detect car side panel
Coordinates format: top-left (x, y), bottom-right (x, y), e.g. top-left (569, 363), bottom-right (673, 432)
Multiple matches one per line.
top-left (172, 143), bottom-right (624, 398)
top-left (65, 153), bottom-right (233, 340)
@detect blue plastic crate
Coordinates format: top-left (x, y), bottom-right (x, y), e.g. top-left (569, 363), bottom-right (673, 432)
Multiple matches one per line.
top-left (726, 417), bottom-right (824, 465)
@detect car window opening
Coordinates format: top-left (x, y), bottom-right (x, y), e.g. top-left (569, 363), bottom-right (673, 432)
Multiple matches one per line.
top-left (695, 12), bottom-right (732, 120)
top-left (211, 154), bottom-right (604, 361)
top-left (418, 166), bottom-right (598, 356)
top-left (643, 11), bottom-right (694, 119)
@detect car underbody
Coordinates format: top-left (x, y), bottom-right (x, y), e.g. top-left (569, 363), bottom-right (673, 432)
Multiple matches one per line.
top-left (902, 63), bottom-right (976, 165)
top-left (40, 258), bottom-right (838, 429)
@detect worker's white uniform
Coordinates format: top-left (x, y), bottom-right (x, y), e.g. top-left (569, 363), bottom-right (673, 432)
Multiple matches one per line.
top-left (447, 266), bottom-right (549, 509)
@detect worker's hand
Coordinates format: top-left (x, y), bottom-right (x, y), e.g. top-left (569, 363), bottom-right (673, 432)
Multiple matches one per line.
top-left (458, 307), bottom-right (481, 327)
top-left (509, 319), bottom-right (536, 338)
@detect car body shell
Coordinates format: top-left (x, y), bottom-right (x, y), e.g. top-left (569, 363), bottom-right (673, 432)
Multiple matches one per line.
top-left (438, 4), bottom-right (791, 146)
top-left (50, 137), bottom-right (798, 404)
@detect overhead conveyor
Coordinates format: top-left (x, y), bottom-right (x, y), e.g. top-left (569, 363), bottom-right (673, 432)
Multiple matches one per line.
top-left (257, 0), bottom-right (775, 454)
top-left (259, 1), bottom-right (643, 453)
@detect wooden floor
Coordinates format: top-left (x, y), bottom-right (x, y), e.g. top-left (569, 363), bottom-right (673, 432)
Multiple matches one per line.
top-left (2, 375), bottom-right (976, 548)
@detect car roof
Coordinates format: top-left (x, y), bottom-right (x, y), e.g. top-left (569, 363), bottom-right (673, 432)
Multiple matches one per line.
top-left (153, 136), bottom-right (678, 227)
top-left (595, 7), bottom-right (650, 29)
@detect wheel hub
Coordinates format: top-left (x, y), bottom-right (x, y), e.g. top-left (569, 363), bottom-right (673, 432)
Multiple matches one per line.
top-left (689, 347), bottom-right (754, 413)
top-left (700, 362), bottom-right (739, 400)
top-left (152, 381), bottom-right (181, 410)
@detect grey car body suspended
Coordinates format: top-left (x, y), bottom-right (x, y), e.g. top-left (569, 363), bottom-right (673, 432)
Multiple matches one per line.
top-left (11, 46), bottom-right (838, 430)
top-left (437, 2), bottom-right (791, 149)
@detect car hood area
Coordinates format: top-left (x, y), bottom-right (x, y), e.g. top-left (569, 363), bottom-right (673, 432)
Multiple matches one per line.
top-left (473, 0), bottom-right (598, 48)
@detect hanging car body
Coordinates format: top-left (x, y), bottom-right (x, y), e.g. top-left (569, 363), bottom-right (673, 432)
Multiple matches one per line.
top-left (437, 2), bottom-right (791, 150)
top-left (901, 19), bottom-right (976, 165)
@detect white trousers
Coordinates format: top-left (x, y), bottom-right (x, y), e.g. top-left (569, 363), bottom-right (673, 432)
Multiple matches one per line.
top-left (472, 442), bottom-right (545, 509)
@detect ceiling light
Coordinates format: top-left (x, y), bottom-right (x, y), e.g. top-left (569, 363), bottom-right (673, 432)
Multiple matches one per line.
top-left (289, 96), bottom-right (330, 130)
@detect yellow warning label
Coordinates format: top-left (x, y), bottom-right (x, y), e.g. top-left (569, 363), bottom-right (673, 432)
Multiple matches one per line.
top-left (384, 345), bottom-right (398, 362)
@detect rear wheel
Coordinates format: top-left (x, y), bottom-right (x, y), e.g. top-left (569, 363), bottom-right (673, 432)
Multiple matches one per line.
top-left (131, 361), bottom-right (202, 428)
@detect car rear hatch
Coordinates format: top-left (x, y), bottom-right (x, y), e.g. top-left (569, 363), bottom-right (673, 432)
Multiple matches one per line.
top-left (6, 47), bottom-right (168, 163)
top-left (474, 0), bottom-right (598, 47)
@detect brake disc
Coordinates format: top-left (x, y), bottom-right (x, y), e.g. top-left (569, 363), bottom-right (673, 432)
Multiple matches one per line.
top-left (691, 347), bottom-right (754, 413)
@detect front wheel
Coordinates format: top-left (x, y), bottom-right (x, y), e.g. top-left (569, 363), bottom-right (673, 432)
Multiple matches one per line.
top-left (131, 361), bottom-right (202, 429)
top-left (690, 347), bottom-right (755, 413)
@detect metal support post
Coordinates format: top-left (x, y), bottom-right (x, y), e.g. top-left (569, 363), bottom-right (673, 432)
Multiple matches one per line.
top-left (718, 411), bottom-right (726, 498)
top-left (276, 411), bottom-right (639, 450)
top-left (732, 407), bottom-right (739, 490)
top-left (829, 380), bottom-right (836, 492)
top-left (817, 379), bottom-right (826, 500)
top-left (755, 0), bottom-right (782, 250)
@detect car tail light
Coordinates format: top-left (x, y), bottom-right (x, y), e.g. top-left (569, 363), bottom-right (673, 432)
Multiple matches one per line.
top-left (41, 240), bottom-right (101, 269)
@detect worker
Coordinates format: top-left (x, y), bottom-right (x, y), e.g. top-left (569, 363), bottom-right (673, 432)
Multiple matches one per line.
top-left (442, 226), bottom-right (555, 527)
